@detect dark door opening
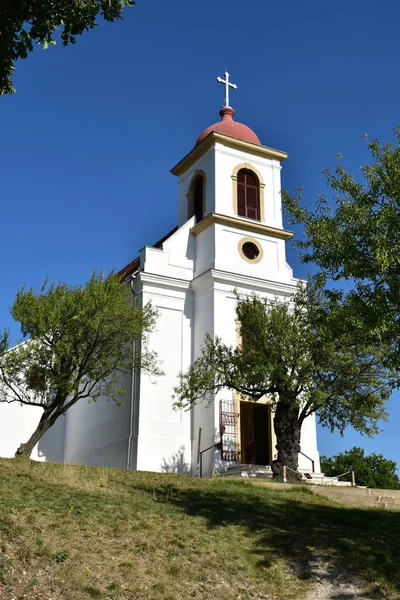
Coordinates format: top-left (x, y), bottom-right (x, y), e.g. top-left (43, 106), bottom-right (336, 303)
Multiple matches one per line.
top-left (194, 178), bottom-right (203, 222)
top-left (240, 402), bottom-right (270, 465)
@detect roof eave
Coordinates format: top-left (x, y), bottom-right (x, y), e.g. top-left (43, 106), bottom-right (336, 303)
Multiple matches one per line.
top-left (171, 131), bottom-right (288, 177)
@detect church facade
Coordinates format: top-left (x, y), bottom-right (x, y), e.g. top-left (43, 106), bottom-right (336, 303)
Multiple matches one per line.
top-left (0, 77), bottom-right (320, 477)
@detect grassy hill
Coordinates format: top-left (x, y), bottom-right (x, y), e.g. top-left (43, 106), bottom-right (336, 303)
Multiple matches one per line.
top-left (0, 459), bottom-right (399, 600)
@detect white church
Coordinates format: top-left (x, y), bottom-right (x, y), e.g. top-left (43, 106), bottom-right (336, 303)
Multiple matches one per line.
top-left (0, 73), bottom-right (320, 477)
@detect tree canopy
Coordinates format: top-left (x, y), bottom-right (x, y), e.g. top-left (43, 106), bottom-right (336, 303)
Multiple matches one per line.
top-left (173, 290), bottom-right (392, 478)
top-left (283, 129), bottom-right (400, 375)
top-left (0, 0), bottom-right (135, 95)
top-left (321, 447), bottom-right (400, 490)
top-left (0, 270), bottom-right (158, 457)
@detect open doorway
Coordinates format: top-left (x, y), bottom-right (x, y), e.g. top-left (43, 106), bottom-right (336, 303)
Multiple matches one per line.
top-left (240, 401), bottom-right (271, 465)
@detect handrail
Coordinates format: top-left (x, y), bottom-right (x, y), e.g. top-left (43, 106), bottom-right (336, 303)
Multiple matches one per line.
top-left (199, 441), bottom-right (222, 478)
top-left (299, 451), bottom-right (315, 473)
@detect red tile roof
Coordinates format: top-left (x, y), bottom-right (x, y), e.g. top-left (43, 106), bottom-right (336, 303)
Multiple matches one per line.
top-left (117, 226), bottom-right (178, 280)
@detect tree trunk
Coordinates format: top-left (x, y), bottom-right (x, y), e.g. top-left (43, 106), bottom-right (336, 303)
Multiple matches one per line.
top-left (15, 410), bottom-right (57, 458)
top-left (271, 400), bottom-right (302, 480)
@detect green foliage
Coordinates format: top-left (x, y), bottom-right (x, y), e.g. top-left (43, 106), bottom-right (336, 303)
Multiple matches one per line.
top-left (283, 129), bottom-right (400, 374)
top-left (174, 290), bottom-right (393, 474)
top-left (174, 290), bottom-right (391, 434)
top-left (0, 1), bottom-right (135, 95)
top-left (321, 447), bottom-right (400, 490)
top-left (0, 270), bottom-right (159, 455)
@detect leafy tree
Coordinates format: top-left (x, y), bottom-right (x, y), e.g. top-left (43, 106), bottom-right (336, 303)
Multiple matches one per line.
top-left (321, 447), bottom-right (400, 490)
top-left (283, 129), bottom-right (400, 375)
top-left (0, 1), bottom-right (135, 95)
top-left (173, 290), bottom-right (392, 478)
top-left (0, 271), bottom-right (159, 457)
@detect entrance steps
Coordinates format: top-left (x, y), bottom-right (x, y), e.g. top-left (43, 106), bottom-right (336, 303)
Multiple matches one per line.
top-left (219, 465), bottom-right (352, 485)
top-left (219, 464), bottom-right (273, 479)
top-left (298, 469), bottom-right (352, 486)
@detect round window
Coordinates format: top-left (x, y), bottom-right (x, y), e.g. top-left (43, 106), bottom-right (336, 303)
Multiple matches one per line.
top-left (242, 241), bottom-right (260, 260)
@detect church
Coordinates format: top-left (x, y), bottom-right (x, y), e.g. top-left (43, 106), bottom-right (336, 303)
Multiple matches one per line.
top-left (0, 73), bottom-right (320, 477)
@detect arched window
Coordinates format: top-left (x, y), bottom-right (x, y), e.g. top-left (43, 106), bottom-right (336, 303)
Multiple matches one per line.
top-left (188, 174), bottom-right (205, 222)
top-left (237, 169), bottom-right (260, 221)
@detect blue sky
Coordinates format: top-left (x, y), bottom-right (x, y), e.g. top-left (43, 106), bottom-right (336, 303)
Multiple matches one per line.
top-left (1, 0), bottom-right (399, 467)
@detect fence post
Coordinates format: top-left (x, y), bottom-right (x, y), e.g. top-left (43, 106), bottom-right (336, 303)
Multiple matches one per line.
top-left (282, 465), bottom-right (287, 483)
top-left (351, 470), bottom-right (356, 487)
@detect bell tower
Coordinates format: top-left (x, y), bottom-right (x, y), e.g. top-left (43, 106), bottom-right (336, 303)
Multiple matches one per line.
top-left (168, 72), bottom-right (311, 478)
top-left (171, 71), bottom-right (293, 283)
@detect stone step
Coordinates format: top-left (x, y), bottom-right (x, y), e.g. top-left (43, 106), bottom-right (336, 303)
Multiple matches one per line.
top-left (220, 464), bottom-right (273, 479)
top-left (301, 474), bottom-right (352, 486)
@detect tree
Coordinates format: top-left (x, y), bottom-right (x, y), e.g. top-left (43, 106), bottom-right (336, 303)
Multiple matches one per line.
top-left (173, 290), bottom-right (393, 478)
top-left (283, 129), bottom-right (400, 375)
top-left (0, 271), bottom-right (159, 457)
top-left (321, 447), bottom-right (400, 490)
top-left (0, 1), bottom-right (135, 95)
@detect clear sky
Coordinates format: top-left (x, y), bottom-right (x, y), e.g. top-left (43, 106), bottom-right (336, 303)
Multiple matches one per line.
top-left (1, 0), bottom-right (399, 467)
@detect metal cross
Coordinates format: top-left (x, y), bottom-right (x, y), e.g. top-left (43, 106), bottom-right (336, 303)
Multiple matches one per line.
top-left (216, 70), bottom-right (237, 108)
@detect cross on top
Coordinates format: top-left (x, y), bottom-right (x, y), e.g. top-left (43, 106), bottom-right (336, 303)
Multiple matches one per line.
top-left (216, 70), bottom-right (237, 108)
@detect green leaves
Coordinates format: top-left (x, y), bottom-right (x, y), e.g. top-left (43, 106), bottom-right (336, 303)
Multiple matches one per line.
top-left (321, 447), bottom-right (400, 490)
top-left (0, 1), bottom-right (135, 94)
top-left (283, 128), bottom-right (400, 374)
top-left (173, 289), bottom-right (392, 436)
top-left (0, 270), bottom-right (159, 412)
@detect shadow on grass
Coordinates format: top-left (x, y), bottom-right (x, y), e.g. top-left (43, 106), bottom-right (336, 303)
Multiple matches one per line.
top-left (2, 460), bottom-right (399, 598)
top-left (136, 479), bottom-right (400, 597)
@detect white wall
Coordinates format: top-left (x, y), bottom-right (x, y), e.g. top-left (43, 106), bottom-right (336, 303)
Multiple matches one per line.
top-left (194, 224), bottom-right (215, 278)
top-left (63, 371), bottom-right (132, 469)
top-left (177, 147), bottom-right (215, 227)
top-left (0, 401), bottom-right (67, 462)
top-left (214, 143), bottom-right (284, 229)
top-left (190, 272), bottom-right (216, 477)
top-left (140, 218), bottom-right (195, 280)
top-left (299, 412), bottom-right (321, 472)
top-left (135, 281), bottom-right (193, 474)
top-left (214, 223), bottom-right (292, 283)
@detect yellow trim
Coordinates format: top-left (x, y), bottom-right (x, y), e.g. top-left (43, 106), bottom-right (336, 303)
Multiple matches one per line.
top-left (231, 163), bottom-right (265, 222)
top-left (190, 212), bottom-right (293, 240)
top-left (187, 170), bottom-right (207, 220)
top-left (234, 392), bottom-right (272, 405)
top-left (171, 131), bottom-right (288, 177)
top-left (238, 237), bottom-right (264, 264)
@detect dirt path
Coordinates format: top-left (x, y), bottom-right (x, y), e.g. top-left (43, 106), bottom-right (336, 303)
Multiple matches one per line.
top-left (303, 559), bottom-right (369, 600)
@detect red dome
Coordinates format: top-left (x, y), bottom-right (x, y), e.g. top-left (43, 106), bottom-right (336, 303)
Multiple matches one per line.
top-left (196, 107), bottom-right (261, 146)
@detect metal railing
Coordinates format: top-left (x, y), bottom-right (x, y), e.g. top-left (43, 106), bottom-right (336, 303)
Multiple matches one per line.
top-left (199, 441), bottom-right (221, 478)
top-left (299, 451), bottom-right (315, 473)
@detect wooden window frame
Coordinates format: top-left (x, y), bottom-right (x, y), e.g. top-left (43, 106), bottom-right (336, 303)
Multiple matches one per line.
top-left (237, 169), bottom-right (260, 221)
top-left (232, 163), bottom-right (265, 222)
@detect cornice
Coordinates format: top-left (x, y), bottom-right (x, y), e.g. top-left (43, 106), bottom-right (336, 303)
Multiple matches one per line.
top-left (190, 213), bottom-right (293, 240)
top-left (138, 272), bottom-right (193, 293)
top-left (191, 268), bottom-right (302, 296)
top-left (171, 132), bottom-right (288, 177)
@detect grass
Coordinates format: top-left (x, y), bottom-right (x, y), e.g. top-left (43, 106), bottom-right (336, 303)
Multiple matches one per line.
top-left (0, 459), bottom-right (399, 600)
